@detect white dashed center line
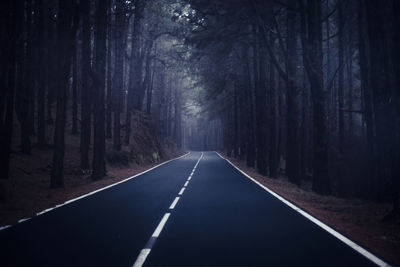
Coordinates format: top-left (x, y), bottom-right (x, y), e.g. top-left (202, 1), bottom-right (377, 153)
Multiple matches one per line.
top-left (132, 152), bottom-right (203, 267)
top-left (133, 249), bottom-right (151, 267)
top-left (169, 197), bottom-right (180, 210)
top-left (178, 187), bottom-right (185, 195)
top-left (152, 213), bottom-right (170, 238)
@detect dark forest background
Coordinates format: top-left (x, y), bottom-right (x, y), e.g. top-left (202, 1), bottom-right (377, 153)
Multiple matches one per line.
top-left (0, 0), bottom-right (188, 190)
top-left (183, 0), bottom-right (400, 218)
top-left (0, 0), bottom-right (399, 218)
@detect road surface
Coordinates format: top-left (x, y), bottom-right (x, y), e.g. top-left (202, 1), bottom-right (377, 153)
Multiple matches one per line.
top-left (0, 152), bottom-right (386, 266)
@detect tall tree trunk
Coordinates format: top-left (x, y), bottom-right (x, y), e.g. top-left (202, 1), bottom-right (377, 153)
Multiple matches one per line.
top-left (286, 2), bottom-right (301, 185)
top-left (140, 40), bottom-right (153, 111)
top-left (0, 2), bottom-right (7, 123)
top-left (366, 0), bottom-right (399, 207)
top-left (46, 2), bottom-right (57, 126)
top-left (0, 0), bottom-right (17, 183)
top-left (173, 86), bottom-right (182, 147)
top-left (268, 51), bottom-right (278, 178)
top-left (125, 0), bottom-right (145, 144)
top-left (245, 49), bottom-right (256, 168)
top-left (277, 77), bottom-right (285, 175)
top-left (106, 2), bottom-right (113, 140)
top-left (37, 0), bottom-right (48, 149)
top-left (392, 0), bottom-right (400, 215)
top-left (166, 81), bottom-right (172, 137)
top-left (80, 0), bottom-right (92, 170)
top-left (146, 56), bottom-right (156, 115)
top-left (338, 0), bottom-right (345, 152)
top-left (358, 0), bottom-right (377, 198)
top-left (15, 0), bottom-right (32, 155)
top-left (92, 0), bottom-right (107, 181)
top-left (142, 40), bottom-right (153, 111)
top-left (347, 32), bottom-right (354, 135)
top-left (71, 36), bottom-right (79, 135)
top-left (365, 0), bottom-right (389, 200)
top-left (233, 82), bottom-right (239, 158)
top-left (300, 70), bottom-right (308, 181)
top-left (51, 0), bottom-right (76, 188)
top-left (27, 0), bottom-right (36, 137)
top-left (113, 0), bottom-right (124, 151)
top-left (302, 0), bottom-right (331, 194)
top-left (254, 30), bottom-right (268, 175)
top-left (325, 0), bottom-right (333, 133)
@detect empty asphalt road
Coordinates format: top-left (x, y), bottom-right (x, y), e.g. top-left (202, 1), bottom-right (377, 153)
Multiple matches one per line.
top-left (0, 152), bottom-right (387, 266)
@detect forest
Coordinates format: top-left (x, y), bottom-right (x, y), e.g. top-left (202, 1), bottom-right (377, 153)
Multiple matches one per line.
top-left (182, 0), bottom-right (400, 212)
top-left (0, 0), bottom-right (400, 264)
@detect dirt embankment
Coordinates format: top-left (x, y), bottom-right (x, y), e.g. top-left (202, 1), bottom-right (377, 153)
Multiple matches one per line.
top-left (0, 110), bottom-right (183, 227)
top-left (224, 155), bottom-right (400, 266)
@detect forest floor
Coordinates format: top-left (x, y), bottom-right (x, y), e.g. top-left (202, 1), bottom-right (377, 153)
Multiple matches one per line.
top-left (225, 154), bottom-right (400, 266)
top-left (0, 111), bottom-right (182, 228)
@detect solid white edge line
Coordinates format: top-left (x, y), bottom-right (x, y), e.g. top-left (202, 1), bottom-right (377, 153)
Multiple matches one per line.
top-left (132, 248), bottom-right (151, 267)
top-left (0, 225), bottom-right (11, 231)
top-left (152, 213), bottom-right (170, 238)
top-left (184, 181), bottom-right (189, 187)
top-left (178, 187), bottom-right (185, 196)
top-left (0, 152), bottom-right (191, 232)
top-left (169, 197), bottom-right (180, 210)
top-left (215, 151), bottom-right (390, 267)
top-left (17, 218), bottom-right (30, 223)
top-left (36, 208), bottom-right (53, 216)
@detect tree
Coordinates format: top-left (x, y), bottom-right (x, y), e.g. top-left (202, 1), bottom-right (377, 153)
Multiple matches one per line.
top-left (301, 0), bottom-right (331, 194)
top-left (15, 0), bottom-right (32, 155)
top-left (71, 16), bottom-right (80, 136)
top-left (91, 0), bottom-right (108, 180)
top-left (80, 0), bottom-right (92, 170)
top-left (113, 0), bottom-right (126, 151)
top-left (285, 1), bottom-right (301, 184)
top-left (106, 0), bottom-right (113, 140)
top-left (125, 0), bottom-right (145, 145)
top-left (268, 44), bottom-right (278, 178)
top-left (37, 0), bottom-right (48, 149)
top-left (51, 0), bottom-right (78, 188)
top-left (364, 0), bottom-right (400, 213)
top-left (0, 0), bottom-right (17, 184)
top-left (254, 27), bottom-right (268, 176)
top-left (338, 0), bottom-right (345, 153)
